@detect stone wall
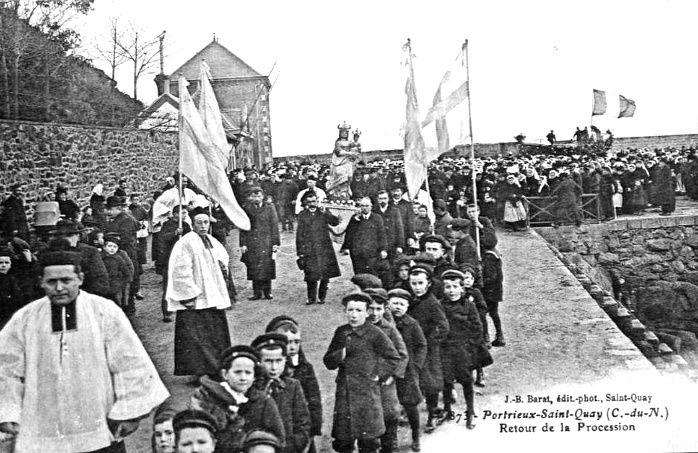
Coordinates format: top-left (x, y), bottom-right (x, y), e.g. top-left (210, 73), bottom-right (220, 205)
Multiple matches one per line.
top-left (0, 119), bottom-right (178, 209)
top-left (538, 217), bottom-right (698, 370)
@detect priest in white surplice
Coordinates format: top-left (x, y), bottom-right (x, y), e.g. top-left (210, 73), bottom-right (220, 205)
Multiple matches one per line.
top-left (166, 207), bottom-right (232, 378)
top-left (0, 249), bottom-right (169, 453)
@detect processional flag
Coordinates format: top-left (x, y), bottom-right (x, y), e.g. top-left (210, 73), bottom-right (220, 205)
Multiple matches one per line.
top-left (618, 95), bottom-right (636, 118)
top-left (592, 89), bottom-right (607, 116)
top-left (422, 41), bottom-right (471, 156)
top-left (402, 39), bottom-right (428, 201)
top-left (178, 77), bottom-right (251, 230)
top-left (198, 60), bottom-right (230, 168)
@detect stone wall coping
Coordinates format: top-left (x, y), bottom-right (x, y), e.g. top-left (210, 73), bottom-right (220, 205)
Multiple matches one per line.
top-left (535, 215), bottom-right (698, 236)
top-left (0, 118), bottom-right (178, 136)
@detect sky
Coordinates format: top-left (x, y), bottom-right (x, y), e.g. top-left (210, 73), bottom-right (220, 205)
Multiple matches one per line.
top-left (73, 0), bottom-right (698, 157)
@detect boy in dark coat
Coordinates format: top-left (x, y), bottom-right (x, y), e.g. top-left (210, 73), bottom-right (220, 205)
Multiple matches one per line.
top-left (324, 292), bottom-right (401, 453)
top-left (439, 269), bottom-right (484, 430)
top-left (482, 244), bottom-right (505, 347)
top-left (190, 345), bottom-right (286, 453)
top-left (251, 333), bottom-right (311, 453)
top-left (296, 192), bottom-right (341, 305)
top-left (365, 289), bottom-right (409, 453)
top-left (265, 316), bottom-right (323, 453)
top-left (0, 246), bottom-right (25, 329)
top-left (387, 289), bottom-right (427, 452)
top-left (101, 233), bottom-right (134, 309)
top-left (241, 188), bottom-right (280, 300)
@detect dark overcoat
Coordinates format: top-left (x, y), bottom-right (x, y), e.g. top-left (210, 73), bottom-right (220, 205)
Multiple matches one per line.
top-left (106, 211), bottom-right (140, 275)
top-left (256, 376), bottom-right (311, 453)
top-left (652, 165), bottom-right (676, 205)
top-left (240, 202), bottom-right (280, 281)
top-left (374, 318), bottom-right (409, 421)
top-left (324, 322), bottom-right (400, 440)
top-left (1, 194), bottom-right (29, 241)
top-left (191, 376), bottom-right (286, 453)
top-left (406, 291), bottom-right (449, 396)
top-left (287, 349), bottom-right (323, 437)
top-left (440, 296), bottom-right (483, 374)
top-left (393, 313), bottom-right (427, 406)
top-left (372, 205), bottom-right (405, 256)
top-left (75, 243), bottom-right (110, 298)
top-left (296, 208), bottom-right (341, 282)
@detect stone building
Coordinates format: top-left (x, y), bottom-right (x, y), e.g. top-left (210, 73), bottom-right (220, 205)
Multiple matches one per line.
top-left (150, 38), bottom-right (273, 169)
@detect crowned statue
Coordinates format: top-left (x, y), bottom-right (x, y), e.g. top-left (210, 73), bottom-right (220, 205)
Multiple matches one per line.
top-left (327, 121), bottom-right (361, 200)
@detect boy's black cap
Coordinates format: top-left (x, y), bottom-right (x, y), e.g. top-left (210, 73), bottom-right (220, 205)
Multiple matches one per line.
top-left (341, 291), bottom-right (374, 306)
top-left (265, 315), bottom-right (299, 333)
top-left (243, 429), bottom-right (282, 451)
top-left (364, 287), bottom-right (388, 304)
top-left (387, 288), bottom-right (412, 303)
top-left (221, 345), bottom-right (260, 367)
top-left (251, 333), bottom-right (288, 355)
top-left (350, 273), bottom-right (382, 290)
top-left (172, 409), bottom-right (218, 434)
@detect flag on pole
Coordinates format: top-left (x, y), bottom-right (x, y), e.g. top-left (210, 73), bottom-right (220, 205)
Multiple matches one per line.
top-left (402, 39), bottom-right (428, 201)
top-left (178, 77), bottom-right (250, 230)
top-left (198, 61), bottom-right (230, 168)
top-left (618, 95), bottom-right (636, 118)
top-left (422, 42), bottom-right (471, 155)
top-left (592, 89), bottom-right (607, 115)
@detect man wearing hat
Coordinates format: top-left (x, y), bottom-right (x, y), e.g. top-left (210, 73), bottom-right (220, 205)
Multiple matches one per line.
top-left (296, 192), bottom-right (341, 305)
top-left (241, 187), bottom-right (280, 300)
top-left (56, 186), bottom-right (81, 221)
top-left (275, 171), bottom-right (299, 232)
top-left (446, 220), bottom-right (480, 281)
top-left (0, 249), bottom-right (169, 453)
top-left (167, 207), bottom-right (232, 379)
top-left (653, 157), bottom-right (676, 215)
top-left (50, 219), bottom-right (110, 298)
top-left (1, 183), bottom-right (30, 241)
top-left (106, 195), bottom-right (141, 313)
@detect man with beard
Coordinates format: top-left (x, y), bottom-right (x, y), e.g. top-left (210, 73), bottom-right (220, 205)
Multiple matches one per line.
top-left (166, 207), bottom-right (232, 379)
top-left (341, 197), bottom-right (388, 277)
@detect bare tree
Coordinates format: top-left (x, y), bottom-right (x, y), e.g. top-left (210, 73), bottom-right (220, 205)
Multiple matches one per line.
top-left (116, 22), bottom-right (159, 101)
top-left (0, 0), bottom-right (93, 118)
top-left (88, 17), bottom-right (127, 122)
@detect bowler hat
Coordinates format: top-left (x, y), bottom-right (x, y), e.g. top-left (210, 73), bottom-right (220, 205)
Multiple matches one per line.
top-left (50, 219), bottom-right (83, 236)
top-left (105, 196), bottom-right (126, 209)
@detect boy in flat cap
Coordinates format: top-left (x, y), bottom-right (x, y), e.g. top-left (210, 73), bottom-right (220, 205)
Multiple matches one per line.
top-left (387, 289), bottom-right (426, 452)
top-left (190, 345), bottom-right (285, 453)
top-left (243, 429), bottom-right (282, 453)
top-left (173, 409), bottom-right (218, 453)
top-left (0, 249), bottom-right (169, 453)
top-left (324, 292), bottom-right (401, 453)
top-left (252, 333), bottom-right (311, 453)
top-left (266, 316), bottom-right (322, 453)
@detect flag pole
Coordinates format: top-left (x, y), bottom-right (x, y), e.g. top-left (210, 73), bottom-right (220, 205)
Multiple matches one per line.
top-left (464, 39), bottom-right (480, 259)
top-left (178, 75), bottom-right (184, 233)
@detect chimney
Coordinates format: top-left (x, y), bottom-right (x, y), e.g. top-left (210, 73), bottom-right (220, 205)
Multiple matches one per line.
top-left (154, 73), bottom-right (167, 97)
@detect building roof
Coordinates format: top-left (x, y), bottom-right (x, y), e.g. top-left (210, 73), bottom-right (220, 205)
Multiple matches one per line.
top-left (169, 39), bottom-right (264, 81)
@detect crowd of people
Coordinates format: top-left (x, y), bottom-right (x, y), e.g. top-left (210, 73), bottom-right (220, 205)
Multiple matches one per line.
top-left (0, 141), bottom-right (696, 453)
